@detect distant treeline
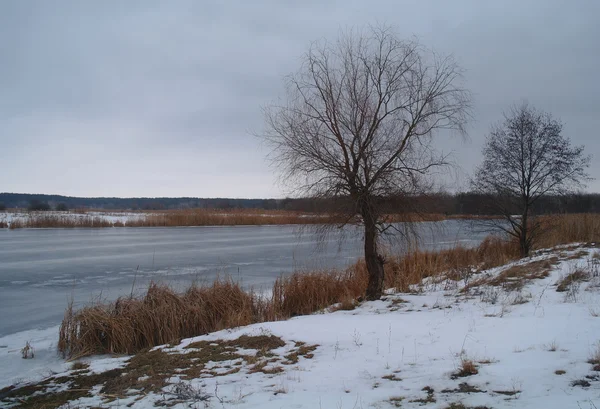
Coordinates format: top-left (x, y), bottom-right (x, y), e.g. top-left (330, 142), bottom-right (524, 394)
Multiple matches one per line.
top-left (1, 192), bottom-right (599, 215)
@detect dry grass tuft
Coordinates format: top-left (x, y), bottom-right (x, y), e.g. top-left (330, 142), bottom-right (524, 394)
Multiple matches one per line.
top-left (556, 268), bottom-right (590, 292)
top-left (20, 341), bottom-right (34, 359)
top-left (452, 358), bottom-right (479, 379)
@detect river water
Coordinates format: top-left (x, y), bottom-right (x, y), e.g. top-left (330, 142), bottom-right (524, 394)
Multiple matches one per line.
top-left (0, 221), bottom-right (486, 336)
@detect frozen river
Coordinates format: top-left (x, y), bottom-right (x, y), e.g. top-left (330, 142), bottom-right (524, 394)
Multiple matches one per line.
top-left (0, 221), bottom-right (487, 336)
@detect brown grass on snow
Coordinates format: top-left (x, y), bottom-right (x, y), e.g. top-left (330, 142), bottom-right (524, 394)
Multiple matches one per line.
top-left (59, 214), bottom-right (600, 358)
top-left (383, 236), bottom-right (519, 292)
top-left (58, 236), bottom-right (517, 358)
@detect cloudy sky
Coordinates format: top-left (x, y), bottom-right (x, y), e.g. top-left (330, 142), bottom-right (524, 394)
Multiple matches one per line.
top-left (1, 0), bottom-right (598, 198)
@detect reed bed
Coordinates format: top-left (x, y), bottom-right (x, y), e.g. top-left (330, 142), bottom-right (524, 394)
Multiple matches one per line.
top-left (536, 213), bottom-right (600, 248)
top-left (58, 280), bottom-right (270, 358)
top-left (124, 209), bottom-right (341, 227)
top-left (58, 236), bottom-right (517, 358)
top-left (9, 215), bottom-right (114, 229)
top-left (58, 213), bottom-right (599, 358)
top-left (383, 236), bottom-right (520, 292)
top-left (5, 209), bottom-right (342, 229)
top-left (271, 268), bottom-right (368, 318)
top-left (3, 208), bottom-right (503, 229)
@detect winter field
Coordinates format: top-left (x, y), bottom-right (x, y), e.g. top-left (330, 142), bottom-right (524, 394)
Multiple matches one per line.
top-left (2, 244), bottom-right (600, 408)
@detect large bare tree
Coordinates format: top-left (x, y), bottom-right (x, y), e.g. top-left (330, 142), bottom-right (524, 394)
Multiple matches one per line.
top-left (262, 26), bottom-right (471, 300)
top-left (472, 103), bottom-right (591, 257)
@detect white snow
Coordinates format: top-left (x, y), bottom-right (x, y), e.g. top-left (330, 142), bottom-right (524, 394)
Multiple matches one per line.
top-left (2, 245), bottom-right (600, 408)
top-left (0, 326), bottom-right (67, 388)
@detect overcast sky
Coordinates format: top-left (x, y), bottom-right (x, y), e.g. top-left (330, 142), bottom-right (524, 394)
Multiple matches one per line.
top-left (1, 0), bottom-right (598, 198)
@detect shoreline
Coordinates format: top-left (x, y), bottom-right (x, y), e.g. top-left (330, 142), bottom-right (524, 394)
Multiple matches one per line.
top-left (2, 243), bottom-right (599, 408)
top-left (1, 209), bottom-right (501, 230)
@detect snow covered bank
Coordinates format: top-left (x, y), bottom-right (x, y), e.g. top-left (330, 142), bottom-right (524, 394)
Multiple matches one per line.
top-left (0, 211), bottom-right (146, 228)
top-left (2, 245), bottom-right (600, 408)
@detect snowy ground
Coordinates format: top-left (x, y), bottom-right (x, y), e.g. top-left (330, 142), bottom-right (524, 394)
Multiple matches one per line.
top-left (2, 245), bottom-right (600, 408)
top-left (0, 211), bottom-right (146, 227)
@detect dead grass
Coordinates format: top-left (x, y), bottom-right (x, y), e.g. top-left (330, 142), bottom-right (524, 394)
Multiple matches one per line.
top-left (4, 334), bottom-right (293, 408)
top-left (446, 404), bottom-right (493, 409)
top-left (546, 340), bottom-right (559, 352)
top-left (442, 383), bottom-right (485, 393)
top-left (282, 341), bottom-right (318, 364)
top-left (56, 235), bottom-right (527, 358)
top-left (588, 343), bottom-right (600, 366)
top-left (58, 280), bottom-right (269, 358)
top-left (410, 386), bottom-right (436, 404)
top-left (9, 214), bottom-right (114, 229)
top-left (57, 214), bottom-right (599, 358)
top-left (6, 209), bottom-right (345, 229)
top-left (126, 208), bottom-right (344, 227)
top-left (452, 359), bottom-right (479, 379)
top-left (385, 236), bottom-right (520, 292)
top-left (537, 213), bottom-right (600, 248)
top-left (556, 268), bottom-right (590, 292)
top-left (272, 269), bottom-right (367, 318)
top-left (465, 258), bottom-right (558, 292)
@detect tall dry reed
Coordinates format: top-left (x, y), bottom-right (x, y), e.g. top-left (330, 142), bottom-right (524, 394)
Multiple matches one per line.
top-left (124, 209), bottom-right (341, 227)
top-left (9, 214), bottom-right (114, 229)
top-left (536, 213), bottom-right (600, 248)
top-left (58, 280), bottom-right (266, 358)
top-left (58, 213), bottom-right (599, 358)
top-left (271, 268), bottom-right (368, 318)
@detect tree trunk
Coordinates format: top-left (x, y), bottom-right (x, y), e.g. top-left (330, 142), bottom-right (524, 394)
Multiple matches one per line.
top-left (519, 210), bottom-right (530, 257)
top-left (363, 214), bottom-right (385, 300)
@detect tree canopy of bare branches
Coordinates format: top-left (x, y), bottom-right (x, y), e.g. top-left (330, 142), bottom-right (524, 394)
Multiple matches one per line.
top-left (262, 26), bottom-right (471, 299)
top-left (472, 103), bottom-right (591, 257)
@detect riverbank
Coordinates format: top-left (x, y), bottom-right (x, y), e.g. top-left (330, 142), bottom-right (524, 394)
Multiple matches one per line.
top-left (0, 209), bottom-right (499, 229)
top-left (2, 243), bottom-right (599, 408)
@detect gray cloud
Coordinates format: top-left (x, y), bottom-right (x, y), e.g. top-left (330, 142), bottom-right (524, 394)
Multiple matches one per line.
top-left (1, 0), bottom-right (598, 197)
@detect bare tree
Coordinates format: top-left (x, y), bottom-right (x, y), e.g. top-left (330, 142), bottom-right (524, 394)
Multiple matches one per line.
top-left (472, 103), bottom-right (591, 257)
top-left (261, 26), bottom-right (471, 300)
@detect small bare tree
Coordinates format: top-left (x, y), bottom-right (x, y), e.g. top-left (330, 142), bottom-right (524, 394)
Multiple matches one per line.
top-left (262, 26), bottom-right (470, 300)
top-left (472, 103), bottom-right (591, 257)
